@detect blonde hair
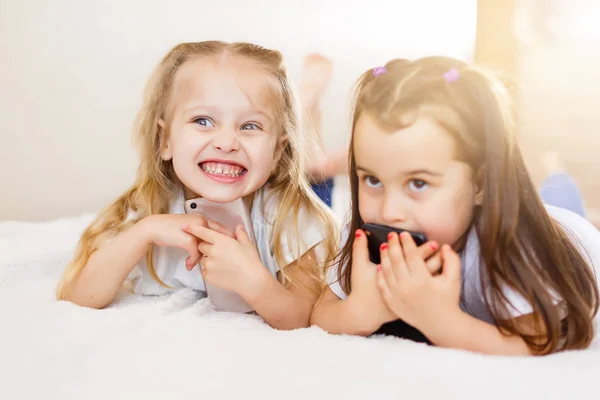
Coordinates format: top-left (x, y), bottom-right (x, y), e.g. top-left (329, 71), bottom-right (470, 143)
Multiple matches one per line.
top-left (57, 41), bottom-right (338, 299)
top-left (339, 56), bottom-right (598, 354)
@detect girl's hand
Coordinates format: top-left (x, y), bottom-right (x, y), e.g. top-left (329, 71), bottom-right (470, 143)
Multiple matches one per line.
top-left (182, 224), bottom-right (268, 298)
top-left (376, 232), bottom-right (462, 334)
top-left (141, 214), bottom-right (232, 270)
top-left (347, 229), bottom-right (441, 333)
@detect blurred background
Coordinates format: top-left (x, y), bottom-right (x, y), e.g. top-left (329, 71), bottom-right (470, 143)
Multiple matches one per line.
top-left (0, 0), bottom-right (598, 222)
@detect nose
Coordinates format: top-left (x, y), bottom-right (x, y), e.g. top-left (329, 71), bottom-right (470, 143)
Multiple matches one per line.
top-left (380, 191), bottom-right (408, 225)
top-left (212, 128), bottom-right (240, 153)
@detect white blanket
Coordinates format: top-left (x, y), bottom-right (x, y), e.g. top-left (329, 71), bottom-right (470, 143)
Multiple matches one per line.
top-left (1, 215), bottom-right (599, 400)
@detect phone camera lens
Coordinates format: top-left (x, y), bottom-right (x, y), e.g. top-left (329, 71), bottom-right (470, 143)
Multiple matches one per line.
top-left (190, 202), bottom-right (197, 209)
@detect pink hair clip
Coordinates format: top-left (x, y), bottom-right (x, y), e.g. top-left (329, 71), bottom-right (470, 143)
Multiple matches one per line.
top-left (443, 68), bottom-right (460, 83)
top-left (373, 66), bottom-right (387, 77)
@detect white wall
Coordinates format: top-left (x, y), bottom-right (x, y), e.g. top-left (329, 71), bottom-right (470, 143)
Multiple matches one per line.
top-left (0, 0), bottom-right (477, 221)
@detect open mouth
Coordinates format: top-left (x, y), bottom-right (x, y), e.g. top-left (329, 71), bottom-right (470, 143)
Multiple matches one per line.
top-left (199, 161), bottom-right (247, 178)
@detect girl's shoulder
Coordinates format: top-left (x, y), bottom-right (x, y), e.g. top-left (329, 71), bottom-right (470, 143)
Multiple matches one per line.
top-left (254, 185), bottom-right (331, 227)
top-left (546, 205), bottom-right (600, 270)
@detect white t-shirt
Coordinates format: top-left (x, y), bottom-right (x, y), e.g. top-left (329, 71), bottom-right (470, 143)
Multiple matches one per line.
top-left (127, 186), bottom-right (327, 296)
top-left (329, 205), bottom-right (600, 324)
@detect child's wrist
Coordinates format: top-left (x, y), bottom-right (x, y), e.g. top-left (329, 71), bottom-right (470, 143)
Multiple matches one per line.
top-left (345, 295), bottom-right (382, 336)
top-left (239, 264), bottom-right (273, 303)
top-left (136, 215), bottom-right (158, 246)
top-left (420, 306), bottom-right (466, 344)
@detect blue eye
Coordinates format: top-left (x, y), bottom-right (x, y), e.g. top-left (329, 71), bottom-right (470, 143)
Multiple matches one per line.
top-left (364, 176), bottom-right (383, 188)
top-left (408, 179), bottom-right (428, 192)
top-left (241, 122), bottom-right (261, 130)
top-left (193, 117), bottom-right (214, 127)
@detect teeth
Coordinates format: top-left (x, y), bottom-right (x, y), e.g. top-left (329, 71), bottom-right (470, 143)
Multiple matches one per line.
top-left (201, 162), bottom-right (245, 177)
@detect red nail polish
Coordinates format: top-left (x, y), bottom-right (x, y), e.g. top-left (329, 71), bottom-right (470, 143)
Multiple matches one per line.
top-left (387, 232), bottom-right (394, 240)
top-left (376, 265), bottom-right (382, 271)
top-left (430, 242), bottom-right (439, 251)
top-left (355, 230), bottom-right (363, 238)
top-left (380, 243), bottom-right (388, 251)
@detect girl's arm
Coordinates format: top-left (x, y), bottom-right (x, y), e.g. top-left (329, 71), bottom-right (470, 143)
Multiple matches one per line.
top-left (62, 215), bottom-right (206, 309)
top-left (310, 288), bottom-right (383, 336)
top-left (61, 219), bottom-right (154, 309)
top-left (243, 247), bottom-right (323, 330)
top-left (423, 310), bottom-right (537, 356)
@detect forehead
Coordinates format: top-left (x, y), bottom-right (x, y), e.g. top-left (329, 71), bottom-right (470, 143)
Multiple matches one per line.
top-left (354, 114), bottom-right (457, 171)
top-left (170, 55), bottom-right (279, 115)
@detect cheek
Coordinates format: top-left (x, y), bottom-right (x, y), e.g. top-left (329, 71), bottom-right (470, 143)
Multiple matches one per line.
top-left (416, 189), bottom-right (475, 244)
top-left (358, 190), bottom-right (379, 222)
top-left (246, 136), bottom-right (278, 172)
top-left (247, 136), bottom-right (276, 156)
top-left (172, 128), bottom-right (207, 155)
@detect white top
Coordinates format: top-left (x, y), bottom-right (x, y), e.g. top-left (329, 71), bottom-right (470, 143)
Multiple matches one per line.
top-left (329, 205), bottom-right (600, 323)
top-left (127, 186), bottom-right (326, 296)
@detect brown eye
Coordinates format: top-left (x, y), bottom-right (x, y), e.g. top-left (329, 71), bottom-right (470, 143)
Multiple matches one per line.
top-left (409, 179), bottom-right (428, 192)
top-left (364, 176), bottom-right (382, 188)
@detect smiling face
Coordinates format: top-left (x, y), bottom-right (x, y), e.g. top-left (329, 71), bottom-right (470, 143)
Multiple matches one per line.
top-left (159, 54), bottom-right (286, 202)
top-left (354, 113), bottom-right (479, 247)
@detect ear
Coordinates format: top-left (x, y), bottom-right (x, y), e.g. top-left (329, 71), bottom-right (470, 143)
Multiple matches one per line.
top-left (157, 119), bottom-right (172, 161)
top-left (475, 187), bottom-right (484, 205)
top-left (474, 167), bottom-right (484, 205)
top-left (273, 133), bottom-right (289, 164)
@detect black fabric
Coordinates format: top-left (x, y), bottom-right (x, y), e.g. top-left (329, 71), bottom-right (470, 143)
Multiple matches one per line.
top-left (372, 319), bottom-right (431, 344)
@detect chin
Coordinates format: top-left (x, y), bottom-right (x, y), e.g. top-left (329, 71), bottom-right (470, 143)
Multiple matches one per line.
top-left (191, 189), bottom-right (244, 203)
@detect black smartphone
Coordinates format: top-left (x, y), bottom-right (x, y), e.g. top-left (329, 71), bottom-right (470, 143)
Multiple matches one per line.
top-left (362, 223), bottom-right (427, 265)
top-left (361, 222), bottom-right (431, 344)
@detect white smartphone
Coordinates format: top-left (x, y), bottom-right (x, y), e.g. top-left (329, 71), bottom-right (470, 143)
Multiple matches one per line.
top-left (183, 197), bottom-right (256, 313)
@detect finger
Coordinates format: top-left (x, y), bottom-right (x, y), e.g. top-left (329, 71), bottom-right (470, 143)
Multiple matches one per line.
top-left (198, 241), bottom-right (212, 256)
top-left (387, 232), bottom-right (406, 280)
top-left (182, 224), bottom-right (222, 244)
top-left (352, 229), bottom-right (373, 268)
top-left (199, 258), bottom-right (210, 281)
top-left (424, 251), bottom-right (443, 275)
top-left (441, 245), bottom-right (461, 283)
top-left (380, 242), bottom-right (400, 285)
top-left (376, 265), bottom-right (394, 307)
top-left (184, 236), bottom-right (201, 271)
top-left (186, 251), bottom-right (201, 271)
top-left (417, 240), bottom-right (439, 261)
top-left (235, 225), bottom-right (253, 245)
top-left (400, 232), bottom-right (427, 278)
top-left (206, 219), bottom-right (235, 238)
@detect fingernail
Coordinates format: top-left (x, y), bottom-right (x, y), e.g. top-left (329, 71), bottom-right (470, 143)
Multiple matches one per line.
top-left (355, 229), bottom-right (363, 238)
top-left (430, 242), bottom-right (439, 251)
top-left (376, 265), bottom-right (382, 271)
top-left (181, 224), bottom-right (189, 230)
top-left (387, 232), bottom-right (394, 240)
top-left (400, 231), bottom-right (409, 239)
top-left (380, 243), bottom-right (388, 251)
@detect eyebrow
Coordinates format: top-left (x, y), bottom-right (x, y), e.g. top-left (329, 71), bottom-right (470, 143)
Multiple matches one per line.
top-left (183, 103), bottom-right (219, 113)
top-left (356, 166), bottom-right (376, 175)
top-left (356, 165), bottom-right (443, 177)
top-left (183, 103), bottom-right (273, 122)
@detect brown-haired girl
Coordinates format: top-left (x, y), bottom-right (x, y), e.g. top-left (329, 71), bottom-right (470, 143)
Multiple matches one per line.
top-left (312, 57), bottom-right (599, 355)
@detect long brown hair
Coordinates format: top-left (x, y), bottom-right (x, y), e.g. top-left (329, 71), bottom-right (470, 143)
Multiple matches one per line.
top-left (57, 41), bottom-right (338, 299)
top-left (338, 56), bottom-right (598, 354)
